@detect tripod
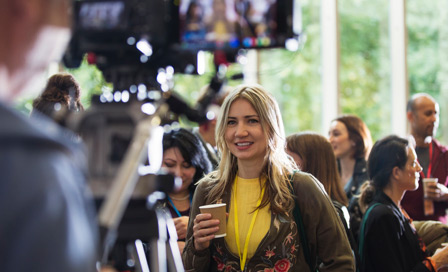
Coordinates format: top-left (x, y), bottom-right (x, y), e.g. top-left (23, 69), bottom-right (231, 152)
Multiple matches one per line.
top-left (96, 113), bottom-right (184, 271)
top-left (99, 191), bottom-right (185, 272)
top-left (115, 192), bottom-right (184, 272)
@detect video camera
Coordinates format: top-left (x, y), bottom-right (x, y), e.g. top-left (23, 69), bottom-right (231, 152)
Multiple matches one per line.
top-left (64, 0), bottom-right (300, 86)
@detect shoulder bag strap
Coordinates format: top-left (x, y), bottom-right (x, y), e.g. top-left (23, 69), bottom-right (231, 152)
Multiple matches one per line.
top-left (289, 170), bottom-right (315, 272)
top-left (358, 203), bottom-right (381, 271)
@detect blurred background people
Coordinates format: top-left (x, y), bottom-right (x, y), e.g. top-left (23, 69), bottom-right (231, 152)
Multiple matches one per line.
top-left (205, 0), bottom-right (237, 43)
top-left (234, 0), bottom-right (255, 37)
top-left (286, 132), bottom-right (349, 212)
top-left (193, 84), bottom-right (233, 168)
top-left (182, 0), bottom-right (207, 44)
top-left (329, 114), bottom-right (372, 242)
top-left (328, 115), bottom-right (372, 200)
top-left (162, 128), bottom-right (212, 253)
top-left (31, 72), bottom-right (84, 121)
top-left (183, 84), bottom-right (354, 271)
top-left (402, 93), bottom-right (448, 223)
top-left (286, 131), bottom-right (359, 267)
top-left (0, 0), bottom-right (99, 271)
top-left (358, 135), bottom-right (448, 271)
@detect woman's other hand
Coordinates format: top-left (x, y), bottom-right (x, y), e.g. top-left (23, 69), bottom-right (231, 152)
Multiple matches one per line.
top-left (174, 216), bottom-right (189, 240)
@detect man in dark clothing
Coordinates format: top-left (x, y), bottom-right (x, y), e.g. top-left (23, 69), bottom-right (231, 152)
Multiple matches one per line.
top-left (402, 93), bottom-right (448, 223)
top-left (0, 0), bottom-right (99, 271)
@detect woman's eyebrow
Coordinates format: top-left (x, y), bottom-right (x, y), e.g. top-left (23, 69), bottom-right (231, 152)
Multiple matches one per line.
top-left (227, 115), bottom-right (259, 118)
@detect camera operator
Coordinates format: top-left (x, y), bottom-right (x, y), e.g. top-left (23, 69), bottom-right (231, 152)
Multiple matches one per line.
top-left (192, 84), bottom-right (233, 169)
top-left (0, 0), bottom-right (99, 271)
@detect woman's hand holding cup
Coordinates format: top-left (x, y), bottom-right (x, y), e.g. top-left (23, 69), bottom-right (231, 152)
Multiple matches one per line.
top-left (193, 213), bottom-right (221, 251)
top-left (193, 203), bottom-right (227, 251)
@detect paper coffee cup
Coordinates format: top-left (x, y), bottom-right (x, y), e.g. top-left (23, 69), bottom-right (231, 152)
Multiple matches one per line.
top-left (423, 178), bottom-right (438, 197)
top-left (199, 203), bottom-right (227, 238)
top-left (423, 178), bottom-right (438, 216)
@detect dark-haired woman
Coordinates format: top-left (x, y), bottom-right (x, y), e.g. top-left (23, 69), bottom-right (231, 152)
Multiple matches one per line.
top-left (359, 135), bottom-right (448, 272)
top-left (31, 72), bottom-right (84, 119)
top-left (162, 128), bottom-right (212, 253)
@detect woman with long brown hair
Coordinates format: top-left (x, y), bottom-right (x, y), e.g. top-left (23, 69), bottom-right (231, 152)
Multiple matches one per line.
top-left (286, 131), bottom-right (348, 206)
top-left (328, 115), bottom-right (372, 201)
top-left (286, 132), bottom-right (359, 267)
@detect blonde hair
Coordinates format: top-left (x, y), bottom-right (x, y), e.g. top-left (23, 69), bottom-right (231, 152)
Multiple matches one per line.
top-left (205, 84), bottom-right (296, 215)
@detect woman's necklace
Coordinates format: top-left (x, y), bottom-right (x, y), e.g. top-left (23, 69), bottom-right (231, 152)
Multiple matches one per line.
top-left (169, 194), bottom-right (190, 201)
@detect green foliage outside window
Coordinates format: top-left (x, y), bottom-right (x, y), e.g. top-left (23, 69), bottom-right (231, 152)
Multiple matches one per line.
top-left (338, 0), bottom-right (390, 141)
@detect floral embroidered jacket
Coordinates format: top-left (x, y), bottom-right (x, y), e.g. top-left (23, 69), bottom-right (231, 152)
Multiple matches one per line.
top-left (182, 171), bottom-right (355, 272)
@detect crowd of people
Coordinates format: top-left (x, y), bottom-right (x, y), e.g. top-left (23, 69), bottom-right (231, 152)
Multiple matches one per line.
top-left (3, 0), bottom-right (448, 271)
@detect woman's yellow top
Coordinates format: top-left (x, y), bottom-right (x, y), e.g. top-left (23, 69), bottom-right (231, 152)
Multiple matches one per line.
top-left (225, 176), bottom-right (271, 259)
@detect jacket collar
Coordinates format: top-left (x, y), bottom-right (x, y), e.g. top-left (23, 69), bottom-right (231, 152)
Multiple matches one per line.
top-left (353, 158), bottom-right (367, 175)
top-left (432, 138), bottom-right (447, 154)
top-left (374, 191), bottom-right (404, 219)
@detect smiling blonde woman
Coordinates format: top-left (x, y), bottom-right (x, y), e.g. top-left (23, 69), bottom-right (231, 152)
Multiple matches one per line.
top-left (182, 84), bottom-right (355, 271)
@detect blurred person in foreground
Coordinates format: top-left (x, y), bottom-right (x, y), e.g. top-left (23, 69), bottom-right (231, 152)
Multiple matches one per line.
top-left (182, 84), bottom-right (354, 271)
top-left (0, 0), bottom-right (98, 271)
top-left (401, 93), bottom-right (448, 223)
top-left (358, 135), bottom-right (448, 272)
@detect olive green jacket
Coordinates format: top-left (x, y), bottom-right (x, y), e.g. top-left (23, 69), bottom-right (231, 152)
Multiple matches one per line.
top-left (182, 171), bottom-right (355, 271)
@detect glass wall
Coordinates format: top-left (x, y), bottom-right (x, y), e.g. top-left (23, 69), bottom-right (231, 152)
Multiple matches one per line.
top-left (338, 0), bottom-right (390, 141)
top-left (259, 0), bottom-right (391, 140)
top-left (14, 0), bottom-right (448, 146)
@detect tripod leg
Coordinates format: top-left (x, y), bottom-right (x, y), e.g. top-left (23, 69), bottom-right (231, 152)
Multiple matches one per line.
top-left (151, 208), bottom-right (169, 272)
top-left (146, 199), bottom-right (186, 271)
top-left (133, 239), bottom-right (150, 272)
top-left (163, 209), bottom-right (185, 272)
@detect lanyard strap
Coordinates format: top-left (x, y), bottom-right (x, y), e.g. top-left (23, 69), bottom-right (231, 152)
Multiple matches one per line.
top-left (167, 195), bottom-right (192, 218)
top-left (421, 143), bottom-right (433, 178)
top-left (427, 143), bottom-right (433, 178)
top-left (233, 177), bottom-right (266, 271)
